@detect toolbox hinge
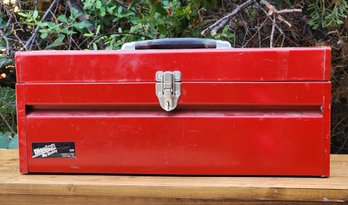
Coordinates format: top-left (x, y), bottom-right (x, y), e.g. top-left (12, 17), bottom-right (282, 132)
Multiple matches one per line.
top-left (156, 71), bottom-right (181, 112)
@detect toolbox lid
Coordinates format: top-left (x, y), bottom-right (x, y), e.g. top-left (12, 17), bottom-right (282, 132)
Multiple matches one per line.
top-left (16, 47), bottom-right (330, 83)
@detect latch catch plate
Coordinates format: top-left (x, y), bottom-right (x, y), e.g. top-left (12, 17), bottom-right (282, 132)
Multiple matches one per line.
top-left (156, 71), bottom-right (181, 112)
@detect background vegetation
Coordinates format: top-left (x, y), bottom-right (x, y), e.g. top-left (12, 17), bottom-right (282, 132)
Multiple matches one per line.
top-left (0, 0), bottom-right (347, 153)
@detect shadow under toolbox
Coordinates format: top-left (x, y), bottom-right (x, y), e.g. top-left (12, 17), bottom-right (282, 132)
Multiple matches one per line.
top-left (15, 38), bottom-right (331, 176)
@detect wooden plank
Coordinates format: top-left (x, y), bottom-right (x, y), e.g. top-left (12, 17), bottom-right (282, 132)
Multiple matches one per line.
top-left (0, 195), bottom-right (346, 205)
top-left (1, 195), bottom-right (346, 205)
top-left (0, 150), bottom-right (348, 204)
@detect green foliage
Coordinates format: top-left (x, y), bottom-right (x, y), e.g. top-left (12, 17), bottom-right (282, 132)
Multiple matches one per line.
top-left (0, 86), bottom-right (15, 115)
top-left (16, 0), bottom-right (218, 50)
top-left (83, 0), bottom-right (213, 49)
top-left (0, 132), bottom-right (17, 149)
top-left (0, 17), bottom-right (8, 52)
top-left (308, 0), bottom-right (348, 29)
top-left (0, 86), bottom-right (16, 136)
top-left (0, 54), bottom-right (13, 68)
top-left (19, 8), bottom-right (91, 49)
top-left (17, 10), bottom-right (40, 28)
top-left (212, 26), bottom-right (234, 42)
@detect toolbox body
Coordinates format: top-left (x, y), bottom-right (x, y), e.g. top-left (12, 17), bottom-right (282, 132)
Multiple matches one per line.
top-left (16, 44), bottom-right (331, 176)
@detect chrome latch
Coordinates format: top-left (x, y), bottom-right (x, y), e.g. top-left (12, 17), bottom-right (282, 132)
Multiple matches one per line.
top-left (156, 71), bottom-right (181, 112)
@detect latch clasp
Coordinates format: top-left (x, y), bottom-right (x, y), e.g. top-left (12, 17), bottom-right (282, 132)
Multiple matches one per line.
top-left (156, 71), bottom-right (181, 111)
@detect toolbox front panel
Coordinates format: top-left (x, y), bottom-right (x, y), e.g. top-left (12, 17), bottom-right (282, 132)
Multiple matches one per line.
top-left (26, 111), bottom-right (324, 175)
top-left (22, 82), bottom-right (330, 175)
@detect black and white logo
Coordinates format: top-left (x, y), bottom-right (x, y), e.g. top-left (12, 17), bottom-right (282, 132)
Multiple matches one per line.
top-left (33, 143), bottom-right (58, 158)
top-left (32, 142), bottom-right (76, 158)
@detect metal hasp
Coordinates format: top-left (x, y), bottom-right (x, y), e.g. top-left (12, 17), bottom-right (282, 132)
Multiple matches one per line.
top-left (156, 71), bottom-right (181, 111)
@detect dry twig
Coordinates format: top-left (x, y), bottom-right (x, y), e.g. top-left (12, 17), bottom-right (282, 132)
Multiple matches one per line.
top-left (24, 0), bottom-right (59, 50)
top-left (201, 0), bottom-right (256, 36)
top-left (270, 16), bottom-right (276, 47)
top-left (0, 16), bottom-right (11, 54)
top-left (242, 16), bottom-right (268, 47)
top-left (0, 113), bottom-right (15, 135)
top-left (202, 0), bottom-right (302, 37)
top-left (259, 0), bottom-right (302, 27)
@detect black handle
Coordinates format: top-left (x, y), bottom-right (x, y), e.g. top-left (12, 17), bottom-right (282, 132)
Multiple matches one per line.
top-left (121, 38), bottom-right (231, 50)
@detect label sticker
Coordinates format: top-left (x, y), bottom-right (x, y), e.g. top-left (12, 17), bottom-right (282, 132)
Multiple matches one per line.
top-left (32, 142), bottom-right (75, 158)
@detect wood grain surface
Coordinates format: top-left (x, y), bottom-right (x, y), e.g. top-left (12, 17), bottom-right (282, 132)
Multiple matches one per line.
top-left (0, 150), bottom-right (347, 205)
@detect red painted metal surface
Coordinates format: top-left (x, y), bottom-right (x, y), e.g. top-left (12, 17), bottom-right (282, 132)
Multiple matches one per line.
top-left (16, 48), bottom-right (330, 82)
top-left (15, 85), bottom-right (28, 173)
top-left (23, 82), bottom-right (326, 105)
top-left (15, 47), bottom-right (331, 176)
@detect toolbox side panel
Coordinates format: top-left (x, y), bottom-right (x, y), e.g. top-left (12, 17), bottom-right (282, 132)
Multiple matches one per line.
top-left (16, 84), bottom-right (28, 173)
top-left (324, 47), bottom-right (331, 81)
top-left (321, 83), bottom-right (331, 177)
top-left (16, 48), bottom-right (330, 83)
top-left (26, 113), bottom-right (324, 175)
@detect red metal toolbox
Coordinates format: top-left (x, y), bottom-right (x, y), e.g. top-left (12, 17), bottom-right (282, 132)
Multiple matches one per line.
top-left (15, 38), bottom-right (331, 176)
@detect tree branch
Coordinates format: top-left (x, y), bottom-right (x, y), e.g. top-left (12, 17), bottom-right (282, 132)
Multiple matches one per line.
top-left (259, 0), bottom-right (302, 27)
top-left (0, 17), bottom-right (11, 55)
top-left (0, 113), bottom-right (15, 136)
top-left (270, 17), bottom-right (276, 47)
top-left (201, 0), bottom-right (256, 36)
top-left (66, 0), bottom-right (105, 49)
top-left (201, 0), bottom-right (302, 38)
top-left (24, 0), bottom-right (59, 50)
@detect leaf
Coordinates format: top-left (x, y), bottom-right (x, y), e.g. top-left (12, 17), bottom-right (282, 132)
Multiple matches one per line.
top-left (39, 28), bottom-right (47, 33)
top-left (96, 25), bottom-right (101, 35)
top-left (117, 6), bottom-right (123, 14)
top-left (40, 32), bottom-right (48, 39)
top-left (157, 24), bottom-right (166, 34)
top-left (96, 0), bottom-right (102, 9)
top-left (33, 10), bottom-right (39, 20)
top-left (17, 12), bottom-right (29, 18)
top-left (46, 34), bottom-right (65, 49)
top-left (147, 0), bottom-right (168, 16)
top-left (73, 22), bottom-right (89, 30)
top-left (107, 6), bottom-right (116, 14)
top-left (46, 22), bottom-right (57, 28)
top-left (100, 9), bottom-right (106, 17)
top-left (0, 54), bottom-right (13, 68)
top-left (37, 22), bottom-right (48, 27)
top-left (58, 15), bottom-right (68, 23)
top-left (70, 8), bottom-right (80, 18)
top-left (83, 32), bottom-right (94, 37)
top-left (83, 0), bottom-right (94, 10)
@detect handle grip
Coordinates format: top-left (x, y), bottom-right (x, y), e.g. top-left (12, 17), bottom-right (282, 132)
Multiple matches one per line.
top-left (121, 38), bottom-right (231, 50)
